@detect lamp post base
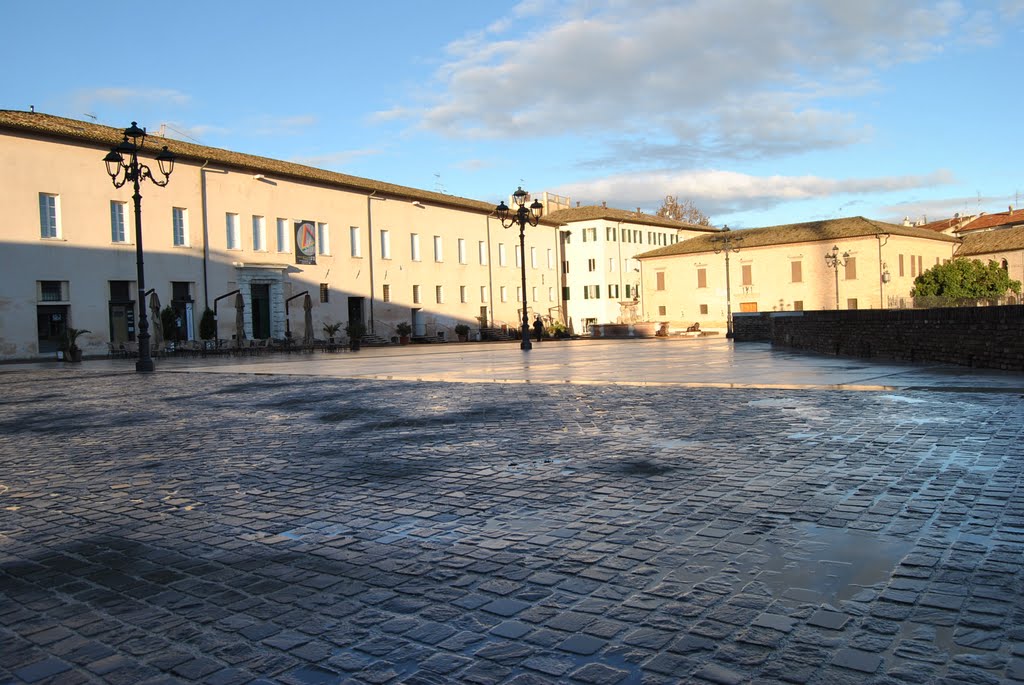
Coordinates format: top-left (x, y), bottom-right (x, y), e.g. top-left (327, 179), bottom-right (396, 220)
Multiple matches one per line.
top-left (520, 324), bottom-right (532, 351)
top-left (136, 358), bottom-right (155, 373)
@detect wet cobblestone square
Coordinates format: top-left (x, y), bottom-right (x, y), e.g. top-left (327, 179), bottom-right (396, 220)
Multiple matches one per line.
top-left (1, 352), bottom-right (1023, 684)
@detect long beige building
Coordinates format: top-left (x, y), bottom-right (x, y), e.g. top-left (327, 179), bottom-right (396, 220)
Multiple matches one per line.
top-left (637, 216), bottom-right (962, 332)
top-left (1, 111), bottom-right (564, 360)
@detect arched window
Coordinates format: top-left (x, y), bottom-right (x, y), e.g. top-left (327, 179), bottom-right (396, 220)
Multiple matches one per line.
top-left (1002, 259), bottom-right (1009, 271)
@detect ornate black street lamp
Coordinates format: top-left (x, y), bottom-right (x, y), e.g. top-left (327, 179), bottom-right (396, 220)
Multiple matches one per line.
top-left (103, 122), bottom-right (176, 372)
top-left (824, 245), bottom-right (850, 310)
top-left (495, 187), bottom-right (544, 350)
top-left (711, 226), bottom-right (742, 338)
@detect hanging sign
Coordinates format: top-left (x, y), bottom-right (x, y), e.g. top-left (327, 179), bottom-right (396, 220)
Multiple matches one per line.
top-left (295, 220), bottom-right (316, 265)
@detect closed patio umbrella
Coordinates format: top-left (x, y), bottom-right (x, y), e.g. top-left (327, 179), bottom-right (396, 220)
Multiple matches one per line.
top-left (148, 291), bottom-right (163, 351)
top-left (234, 292), bottom-right (246, 347)
top-left (303, 294), bottom-right (313, 347)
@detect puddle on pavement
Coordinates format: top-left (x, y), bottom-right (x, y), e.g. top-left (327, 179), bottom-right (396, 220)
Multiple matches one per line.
top-left (755, 522), bottom-right (913, 604)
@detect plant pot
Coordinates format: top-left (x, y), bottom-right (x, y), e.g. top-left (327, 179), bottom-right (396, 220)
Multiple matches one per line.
top-left (68, 348), bottom-right (83, 363)
top-left (399, 336), bottom-right (410, 345)
top-left (458, 335), bottom-right (468, 342)
top-left (351, 339), bottom-right (361, 351)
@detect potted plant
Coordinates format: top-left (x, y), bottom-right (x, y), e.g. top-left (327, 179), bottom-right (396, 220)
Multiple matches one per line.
top-left (454, 323), bottom-right (470, 342)
top-left (60, 327), bottom-right (90, 363)
top-left (322, 322), bottom-right (343, 343)
top-left (345, 320), bottom-right (366, 351)
top-left (395, 322), bottom-right (412, 345)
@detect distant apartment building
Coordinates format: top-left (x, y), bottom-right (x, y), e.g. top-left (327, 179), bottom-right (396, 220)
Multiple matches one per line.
top-left (544, 205), bottom-right (716, 332)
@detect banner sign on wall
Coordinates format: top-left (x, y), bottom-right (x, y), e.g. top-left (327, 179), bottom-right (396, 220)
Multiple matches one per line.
top-left (295, 220), bottom-right (316, 265)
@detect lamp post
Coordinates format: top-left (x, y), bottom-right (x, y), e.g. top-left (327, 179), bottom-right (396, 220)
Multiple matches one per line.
top-left (824, 245), bottom-right (850, 310)
top-left (711, 226), bottom-right (742, 338)
top-left (496, 187), bottom-right (544, 350)
top-left (103, 122), bottom-right (176, 372)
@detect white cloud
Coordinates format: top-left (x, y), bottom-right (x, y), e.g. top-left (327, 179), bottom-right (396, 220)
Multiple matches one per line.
top-left (555, 168), bottom-right (956, 216)
top-left (292, 148), bottom-right (383, 169)
top-left (388, 0), bottom-right (1001, 164)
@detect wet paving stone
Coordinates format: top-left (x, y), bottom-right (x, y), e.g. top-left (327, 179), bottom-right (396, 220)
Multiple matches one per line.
top-left (1, 368), bottom-right (1024, 683)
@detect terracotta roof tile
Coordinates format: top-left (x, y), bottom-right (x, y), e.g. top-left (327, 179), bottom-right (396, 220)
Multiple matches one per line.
top-left (545, 205), bottom-right (718, 231)
top-left (956, 210), bottom-right (1024, 233)
top-left (637, 216), bottom-right (960, 259)
top-left (0, 109), bottom-right (544, 220)
top-left (956, 225), bottom-right (1024, 256)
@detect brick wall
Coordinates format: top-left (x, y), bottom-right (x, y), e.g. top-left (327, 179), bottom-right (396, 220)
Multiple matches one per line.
top-left (733, 306), bottom-right (1024, 371)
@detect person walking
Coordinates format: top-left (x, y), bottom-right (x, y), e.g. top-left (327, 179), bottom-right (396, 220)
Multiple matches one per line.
top-left (533, 316), bottom-right (544, 342)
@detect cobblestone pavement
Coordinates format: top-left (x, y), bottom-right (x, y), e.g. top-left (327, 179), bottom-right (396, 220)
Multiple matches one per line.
top-left (2, 363), bottom-right (1024, 684)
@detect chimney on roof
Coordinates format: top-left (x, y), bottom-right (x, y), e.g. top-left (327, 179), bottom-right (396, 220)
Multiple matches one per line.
top-left (602, 201), bottom-right (607, 208)
top-left (903, 216), bottom-right (911, 226)
top-left (636, 207), bottom-right (642, 215)
top-left (1010, 205), bottom-right (1014, 214)
top-left (576, 201), bottom-right (580, 207)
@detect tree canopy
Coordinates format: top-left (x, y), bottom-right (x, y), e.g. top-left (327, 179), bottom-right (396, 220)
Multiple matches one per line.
top-left (911, 258), bottom-right (1021, 299)
top-left (655, 195), bottom-right (711, 226)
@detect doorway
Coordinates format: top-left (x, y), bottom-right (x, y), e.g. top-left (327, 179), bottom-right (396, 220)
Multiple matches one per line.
top-left (479, 306), bottom-right (488, 329)
top-left (250, 284), bottom-right (271, 339)
top-left (411, 308), bottom-right (426, 336)
top-left (36, 305), bottom-right (69, 354)
top-left (347, 296), bottom-right (364, 328)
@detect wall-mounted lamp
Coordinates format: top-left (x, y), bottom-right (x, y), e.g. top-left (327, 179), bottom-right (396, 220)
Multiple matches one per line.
top-left (253, 174), bottom-right (266, 181)
top-left (412, 201), bottom-right (425, 208)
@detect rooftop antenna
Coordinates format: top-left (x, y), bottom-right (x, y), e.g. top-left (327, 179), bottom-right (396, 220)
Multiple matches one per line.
top-left (433, 172), bottom-right (446, 195)
top-left (83, 113), bottom-right (97, 121)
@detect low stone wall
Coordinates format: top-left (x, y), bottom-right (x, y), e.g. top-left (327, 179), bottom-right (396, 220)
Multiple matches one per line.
top-left (733, 306), bottom-right (1024, 371)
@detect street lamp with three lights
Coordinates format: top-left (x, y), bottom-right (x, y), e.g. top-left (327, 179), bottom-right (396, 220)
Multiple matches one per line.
top-left (103, 122), bottom-right (176, 372)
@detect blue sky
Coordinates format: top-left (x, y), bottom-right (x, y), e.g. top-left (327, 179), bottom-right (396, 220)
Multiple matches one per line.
top-left (3, 0), bottom-right (1022, 228)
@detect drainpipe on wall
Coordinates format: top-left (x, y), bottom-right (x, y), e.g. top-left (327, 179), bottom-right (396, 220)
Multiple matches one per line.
top-left (486, 214), bottom-right (495, 329)
top-left (200, 161), bottom-right (210, 309)
top-left (367, 192), bottom-right (377, 334)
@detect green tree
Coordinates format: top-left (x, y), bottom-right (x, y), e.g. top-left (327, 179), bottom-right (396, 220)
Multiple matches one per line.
top-left (911, 259), bottom-right (1021, 299)
top-left (655, 195), bottom-right (711, 226)
top-left (199, 308), bottom-right (217, 341)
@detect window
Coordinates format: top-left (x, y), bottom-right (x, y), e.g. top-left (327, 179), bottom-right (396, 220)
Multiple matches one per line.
top-left (740, 302), bottom-right (758, 313)
top-left (844, 257), bottom-right (856, 280)
top-left (460, 285), bottom-right (467, 303)
top-left (910, 255), bottom-right (916, 277)
top-left (609, 258), bottom-right (616, 272)
top-left (562, 261), bottom-right (569, 274)
top-left (458, 238), bottom-right (467, 264)
top-left (317, 222), bottom-right (330, 255)
top-left (110, 201), bottom-right (127, 243)
top-left (700, 304), bottom-right (709, 315)
top-left (899, 254), bottom-right (905, 277)
top-left (380, 230), bottom-right (391, 259)
top-left (625, 284), bottom-right (632, 298)
top-left (588, 259), bottom-right (596, 272)
top-left (562, 286), bottom-right (571, 300)
top-left (583, 285), bottom-right (600, 299)
top-left (383, 284), bottom-right (391, 302)
top-left (515, 244), bottom-right (522, 268)
top-left (433, 235), bottom-right (443, 262)
top-left (498, 244), bottom-right (507, 267)
top-left (793, 300), bottom-right (804, 311)
top-left (548, 287), bottom-right (554, 301)
top-left (252, 215), bottom-right (266, 251)
top-left (174, 208), bottom-right (189, 247)
top-left (479, 241), bottom-right (488, 265)
top-left (530, 247), bottom-right (537, 269)
top-left (656, 272), bottom-right (665, 291)
top-left (697, 268), bottom-right (707, 288)
top-left (411, 233), bottom-right (421, 261)
top-left (412, 285), bottom-right (421, 304)
top-left (516, 286), bottom-right (522, 302)
top-left (791, 261), bottom-right (802, 283)
top-left (547, 249), bottom-right (554, 269)
top-left (350, 226), bottom-right (361, 257)
top-left (918, 256), bottom-right (923, 275)
top-left (436, 285), bottom-right (444, 303)
top-left (531, 286), bottom-right (537, 302)
top-left (741, 265), bottom-right (752, 286)
top-left (606, 226), bottom-right (617, 241)
top-left (500, 286), bottom-right (507, 302)
top-left (39, 193), bottom-right (60, 239)
top-left (608, 284), bottom-right (619, 298)
top-left (847, 298), bottom-right (858, 310)
top-left (276, 218), bottom-right (289, 252)
top-left (40, 281), bottom-right (64, 301)
top-left (226, 213), bottom-right (240, 250)
top-left (480, 286), bottom-right (487, 302)
top-left (319, 283), bottom-right (329, 303)
top-left (658, 306), bottom-right (667, 316)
